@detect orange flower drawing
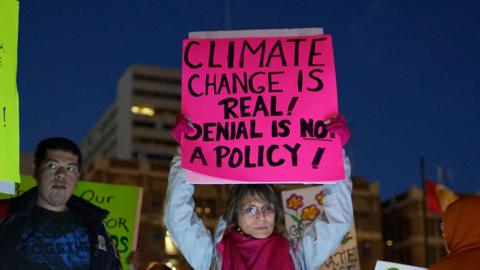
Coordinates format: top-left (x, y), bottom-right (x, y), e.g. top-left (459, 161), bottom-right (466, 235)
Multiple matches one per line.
top-left (286, 194), bottom-right (304, 210)
top-left (315, 190), bottom-right (325, 206)
top-left (301, 204), bottom-right (319, 221)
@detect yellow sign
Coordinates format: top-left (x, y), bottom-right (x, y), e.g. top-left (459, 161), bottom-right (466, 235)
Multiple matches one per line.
top-left (0, 0), bottom-right (21, 193)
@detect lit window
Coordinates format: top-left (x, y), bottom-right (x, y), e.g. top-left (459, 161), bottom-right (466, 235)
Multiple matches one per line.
top-left (165, 260), bottom-right (178, 270)
top-left (131, 105), bottom-right (155, 116)
top-left (165, 231), bottom-right (178, 255)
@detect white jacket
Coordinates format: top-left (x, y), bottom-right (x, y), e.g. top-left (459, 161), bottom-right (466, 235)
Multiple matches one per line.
top-left (163, 151), bottom-right (353, 270)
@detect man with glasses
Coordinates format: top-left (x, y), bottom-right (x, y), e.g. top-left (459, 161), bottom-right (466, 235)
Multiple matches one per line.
top-left (0, 137), bottom-right (121, 269)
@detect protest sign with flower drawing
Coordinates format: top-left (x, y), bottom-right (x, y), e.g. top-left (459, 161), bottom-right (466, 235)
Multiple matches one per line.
top-left (282, 186), bottom-right (361, 270)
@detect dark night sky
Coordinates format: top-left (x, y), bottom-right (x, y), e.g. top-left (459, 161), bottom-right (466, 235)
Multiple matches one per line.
top-left (17, 0), bottom-right (480, 199)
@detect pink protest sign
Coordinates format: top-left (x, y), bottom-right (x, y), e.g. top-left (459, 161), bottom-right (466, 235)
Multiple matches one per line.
top-left (181, 33), bottom-right (344, 183)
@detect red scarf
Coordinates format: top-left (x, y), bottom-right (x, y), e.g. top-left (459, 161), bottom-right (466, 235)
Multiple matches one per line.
top-left (216, 227), bottom-right (295, 270)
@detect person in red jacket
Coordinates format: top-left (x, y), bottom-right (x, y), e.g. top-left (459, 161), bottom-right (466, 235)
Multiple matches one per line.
top-left (430, 195), bottom-right (480, 270)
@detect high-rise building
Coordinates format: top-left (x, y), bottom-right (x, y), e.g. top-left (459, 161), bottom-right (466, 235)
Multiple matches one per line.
top-left (81, 64), bottom-right (181, 171)
top-left (79, 64), bottom-right (183, 268)
top-left (382, 186), bottom-right (445, 267)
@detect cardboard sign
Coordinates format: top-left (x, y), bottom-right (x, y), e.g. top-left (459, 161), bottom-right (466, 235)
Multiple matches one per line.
top-left (375, 260), bottom-right (426, 270)
top-left (0, 0), bottom-right (20, 194)
top-left (282, 186), bottom-right (361, 269)
top-left (181, 29), bottom-right (344, 184)
top-left (0, 176), bottom-right (143, 270)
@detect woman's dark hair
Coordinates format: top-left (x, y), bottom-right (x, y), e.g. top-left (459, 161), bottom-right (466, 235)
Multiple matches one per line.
top-left (34, 137), bottom-right (82, 168)
top-left (224, 184), bottom-right (283, 226)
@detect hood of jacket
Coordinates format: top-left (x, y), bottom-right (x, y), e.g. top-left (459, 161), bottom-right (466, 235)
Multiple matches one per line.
top-left (443, 195), bottom-right (480, 254)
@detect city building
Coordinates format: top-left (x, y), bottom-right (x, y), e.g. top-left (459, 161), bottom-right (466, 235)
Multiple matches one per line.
top-left (20, 152), bottom-right (34, 176)
top-left (78, 64), bottom-right (185, 268)
top-left (80, 64), bottom-right (181, 171)
top-left (382, 186), bottom-right (444, 267)
top-left (351, 176), bottom-right (383, 270)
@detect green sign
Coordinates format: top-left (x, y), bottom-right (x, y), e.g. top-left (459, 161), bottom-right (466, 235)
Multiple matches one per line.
top-left (1, 176), bottom-right (143, 270)
top-left (375, 260), bottom-right (427, 270)
top-left (0, 0), bottom-right (21, 194)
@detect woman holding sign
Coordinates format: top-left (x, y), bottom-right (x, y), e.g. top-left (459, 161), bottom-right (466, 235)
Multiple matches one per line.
top-left (164, 115), bottom-right (353, 270)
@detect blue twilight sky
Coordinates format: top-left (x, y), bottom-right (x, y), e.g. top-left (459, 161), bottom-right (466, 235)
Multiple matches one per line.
top-left (16, 0), bottom-right (480, 199)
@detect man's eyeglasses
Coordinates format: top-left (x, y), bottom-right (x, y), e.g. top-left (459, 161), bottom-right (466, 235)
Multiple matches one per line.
top-left (239, 203), bottom-right (275, 217)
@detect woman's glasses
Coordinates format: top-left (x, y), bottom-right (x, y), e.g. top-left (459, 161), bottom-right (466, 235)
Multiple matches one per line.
top-left (239, 203), bottom-right (275, 217)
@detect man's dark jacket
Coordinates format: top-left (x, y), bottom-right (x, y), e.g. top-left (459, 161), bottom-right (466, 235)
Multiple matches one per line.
top-left (0, 187), bottom-right (122, 270)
